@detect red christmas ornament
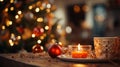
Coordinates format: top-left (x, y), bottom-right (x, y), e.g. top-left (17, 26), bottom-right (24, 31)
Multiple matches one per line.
top-left (32, 44), bottom-right (43, 53)
top-left (33, 27), bottom-right (44, 37)
top-left (16, 27), bottom-right (24, 34)
top-left (14, 1), bottom-right (22, 8)
top-left (48, 43), bottom-right (62, 58)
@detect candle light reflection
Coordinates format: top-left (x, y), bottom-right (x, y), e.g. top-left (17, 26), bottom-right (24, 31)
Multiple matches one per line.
top-left (72, 64), bottom-right (88, 67)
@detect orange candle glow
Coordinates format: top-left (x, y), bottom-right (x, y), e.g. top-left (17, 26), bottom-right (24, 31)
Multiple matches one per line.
top-left (72, 44), bottom-right (88, 58)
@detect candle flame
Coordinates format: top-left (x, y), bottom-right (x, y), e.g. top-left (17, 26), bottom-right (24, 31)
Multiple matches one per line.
top-left (78, 43), bottom-right (81, 51)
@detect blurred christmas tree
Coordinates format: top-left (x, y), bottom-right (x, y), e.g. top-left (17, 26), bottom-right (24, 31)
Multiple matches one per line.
top-left (0, 0), bottom-right (58, 53)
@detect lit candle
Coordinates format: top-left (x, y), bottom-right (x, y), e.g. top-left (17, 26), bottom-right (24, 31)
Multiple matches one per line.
top-left (71, 44), bottom-right (88, 58)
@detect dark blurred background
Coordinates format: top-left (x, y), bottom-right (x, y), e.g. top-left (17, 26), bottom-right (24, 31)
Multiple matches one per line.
top-left (0, 0), bottom-right (120, 53)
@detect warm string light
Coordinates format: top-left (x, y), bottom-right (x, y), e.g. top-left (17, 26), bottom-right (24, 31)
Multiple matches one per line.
top-left (37, 17), bottom-right (43, 22)
top-left (28, 5), bottom-right (33, 10)
top-left (11, 33), bottom-right (15, 40)
top-left (40, 36), bottom-right (44, 40)
top-left (15, 15), bottom-right (19, 19)
top-left (9, 33), bottom-right (15, 46)
top-left (45, 25), bottom-right (49, 30)
top-left (2, 25), bottom-right (6, 30)
top-left (9, 33), bottom-right (21, 46)
top-left (40, 6), bottom-right (44, 10)
top-left (0, 0), bottom-right (3, 2)
top-left (37, 39), bottom-right (41, 44)
top-left (17, 11), bottom-right (22, 15)
top-left (10, 0), bottom-right (14, 3)
top-left (51, 39), bottom-right (56, 43)
top-left (10, 7), bottom-right (14, 11)
top-left (46, 8), bottom-right (50, 13)
top-left (17, 36), bottom-right (21, 40)
top-left (9, 39), bottom-right (14, 46)
top-left (35, 7), bottom-right (40, 12)
top-left (4, 8), bottom-right (8, 12)
top-left (28, 0), bottom-right (53, 13)
top-left (6, 20), bottom-right (12, 26)
top-left (65, 26), bottom-right (72, 34)
top-left (32, 34), bottom-right (36, 38)
top-left (47, 3), bottom-right (51, 8)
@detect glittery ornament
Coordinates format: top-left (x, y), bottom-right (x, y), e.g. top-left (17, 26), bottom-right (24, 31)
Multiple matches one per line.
top-left (32, 44), bottom-right (43, 53)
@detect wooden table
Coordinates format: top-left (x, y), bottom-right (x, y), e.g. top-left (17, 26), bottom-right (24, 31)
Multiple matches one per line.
top-left (0, 52), bottom-right (120, 67)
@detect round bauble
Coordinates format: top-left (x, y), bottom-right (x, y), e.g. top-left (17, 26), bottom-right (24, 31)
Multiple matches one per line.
top-left (33, 27), bottom-right (44, 37)
top-left (32, 44), bottom-right (43, 53)
top-left (48, 43), bottom-right (62, 58)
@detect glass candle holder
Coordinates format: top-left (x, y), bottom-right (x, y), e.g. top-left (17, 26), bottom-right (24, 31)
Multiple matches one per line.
top-left (68, 45), bottom-right (92, 58)
top-left (94, 37), bottom-right (118, 59)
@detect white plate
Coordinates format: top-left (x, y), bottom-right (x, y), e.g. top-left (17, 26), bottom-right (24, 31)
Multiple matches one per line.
top-left (57, 55), bottom-right (109, 63)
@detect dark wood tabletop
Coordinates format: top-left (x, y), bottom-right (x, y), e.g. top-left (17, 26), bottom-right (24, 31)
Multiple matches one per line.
top-left (0, 52), bottom-right (120, 67)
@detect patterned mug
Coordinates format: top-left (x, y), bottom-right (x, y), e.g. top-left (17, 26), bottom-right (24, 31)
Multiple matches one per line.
top-left (94, 37), bottom-right (119, 59)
